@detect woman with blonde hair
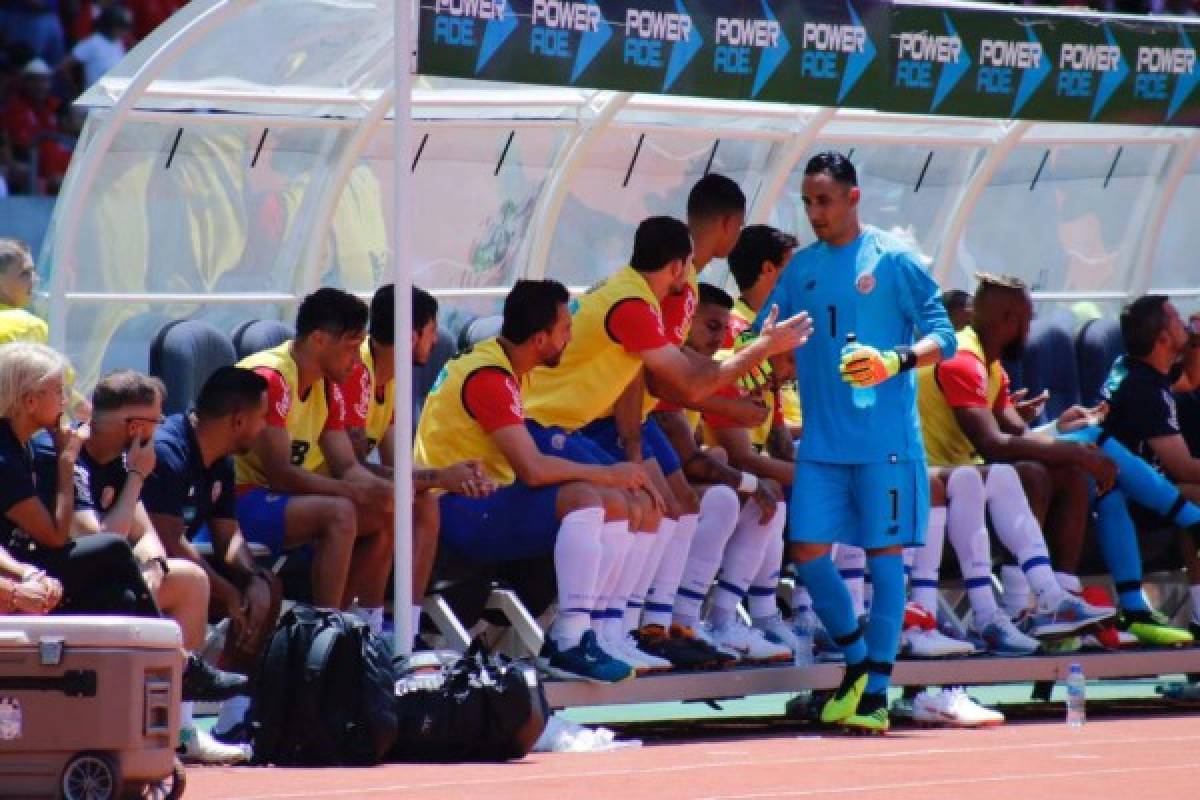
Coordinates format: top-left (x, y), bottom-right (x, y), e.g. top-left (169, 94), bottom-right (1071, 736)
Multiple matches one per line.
top-left (0, 342), bottom-right (157, 614)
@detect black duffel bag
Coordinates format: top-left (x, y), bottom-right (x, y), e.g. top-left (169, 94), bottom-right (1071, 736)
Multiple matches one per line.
top-left (390, 642), bottom-right (547, 762)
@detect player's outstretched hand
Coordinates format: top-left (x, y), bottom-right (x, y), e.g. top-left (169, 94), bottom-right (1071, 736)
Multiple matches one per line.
top-left (759, 306), bottom-right (813, 355)
top-left (839, 345), bottom-right (899, 388)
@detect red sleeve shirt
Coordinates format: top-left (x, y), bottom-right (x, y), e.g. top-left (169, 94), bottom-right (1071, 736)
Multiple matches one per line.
top-left (338, 361), bottom-right (372, 430)
top-left (323, 383), bottom-right (346, 432)
top-left (659, 284), bottom-right (697, 347)
top-left (462, 368), bottom-right (525, 433)
top-left (254, 367), bottom-right (291, 428)
top-left (606, 298), bottom-right (669, 353)
top-left (935, 352), bottom-right (1009, 411)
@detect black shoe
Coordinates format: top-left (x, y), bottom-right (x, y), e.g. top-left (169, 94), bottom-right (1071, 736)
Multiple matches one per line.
top-left (211, 719), bottom-right (252, 746)
top-left (635, 624), bottom-right (714, 670)
top-left (182, 654), bottom-right (249, 702)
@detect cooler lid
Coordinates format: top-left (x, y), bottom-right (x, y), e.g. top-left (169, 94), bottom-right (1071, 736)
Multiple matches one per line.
top-left (0, 616), bottom-right (181, 650)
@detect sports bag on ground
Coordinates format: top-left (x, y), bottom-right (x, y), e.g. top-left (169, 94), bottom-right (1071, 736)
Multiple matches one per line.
top-left (390, 642), bottom-right (547, 762)
top-left (249, 604), bottom-right (398, 766)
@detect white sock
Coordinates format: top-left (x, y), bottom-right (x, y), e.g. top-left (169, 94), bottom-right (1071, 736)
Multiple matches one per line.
top-left (551, 507), bottom-right (605, 650)
top-left (624, 518), bottom-right (676, 631)
top-left (711, 501), bottom-right (776, 628)
top-left (1190, 585), bottom-right (1200, 624)
top-left (834, 544), bottom-right (867, 618)
top-left (1001, 565), bottom-right (1032, 616)
top-left (610, 532), bottom-right (654, 639)
top-left (593, 520), bottom-right (633, 634)
top-left (215, 694), bottom-right (251, 735)
top-left (181, 701), bottom-right (194, 730)
top-left (911, 505), bottom-right (948, 614)
top-left (1055, 571), bottom-right (1083, 595)
top-left (644, 513), bottom-right (699, 627)
top-left (945, 467), bottom-right (1001, 627)
top-left (791, 584), bottom-right (812, 617)
top-left (410, 605), bottom-right (422, 638)
top-left (675, 486), bottom-right (740, 627)
top-left (984, 464), bottom-right (1066, 610)
top-left (748, 502), bottom-right (787, 621)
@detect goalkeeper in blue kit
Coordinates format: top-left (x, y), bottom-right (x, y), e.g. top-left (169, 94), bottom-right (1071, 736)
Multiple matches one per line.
top-left (756, 153), bottom-right (956, 733)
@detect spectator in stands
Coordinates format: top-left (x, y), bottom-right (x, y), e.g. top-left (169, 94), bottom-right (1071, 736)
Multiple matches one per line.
top-left (917, 273), bottom-right (1194, 646)
top-left (0, 342), bottom-right (159, 618)
top-left (143, 366), bottom-right (277, 745)
top-left (235, 288), bottom-right (394, 619)
top-left (1103, 295), bottom-right (1200, 633)
top-left (1, 57), bottom-right (72, 192)
top-left (35, 367), bottom-right (251, 762)
top-left (1, 1), bottom-right (66, 66)
top-left (415, 279), bottom-right (652, 683)
top-left (124, 0), bottom-right (185, 42)
top-left (942, 289), bottom-right (973, 332)
top-left (0, 238), bottom-right (46, 343)
top-left (57, 5), bottom-right (129, 92)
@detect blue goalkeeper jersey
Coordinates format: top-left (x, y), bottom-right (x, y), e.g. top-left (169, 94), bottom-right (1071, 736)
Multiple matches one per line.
top-left (756, 226), bottom-right (955, 465)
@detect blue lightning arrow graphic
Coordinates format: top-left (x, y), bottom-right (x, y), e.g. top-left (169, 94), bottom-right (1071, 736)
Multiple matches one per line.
top-left (752, 0), bottom-right (789, 98)
top-left (1012, 21), bottom-right (1051, 117)
top-left (1091, 24), bottom-right (1129, 120)
top-left (475, 2), bottom-right (519, 73)
top-left (663, 0), bottom-right (702, 92)
top-left (1168, 26), bottom-right (1199, 121)
top-left (931, 12), bottom-right (970, 112)
top-left (571, 0), bottom-right (613, 84)
top-left (838, 0), bottom-right (876, 103)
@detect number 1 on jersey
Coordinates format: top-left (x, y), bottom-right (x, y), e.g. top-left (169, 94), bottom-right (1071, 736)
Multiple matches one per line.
top-left (827, 305), bottom-right (837, 338)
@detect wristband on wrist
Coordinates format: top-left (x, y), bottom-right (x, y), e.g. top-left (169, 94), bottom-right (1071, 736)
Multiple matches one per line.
top-left (893, 345), bottom-right (917, 372)
top-left (737, 472), bottom-right (759, 493)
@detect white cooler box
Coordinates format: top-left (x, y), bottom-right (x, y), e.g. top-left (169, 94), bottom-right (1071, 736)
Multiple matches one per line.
top-left (0, 615), bottom-right (184, 799)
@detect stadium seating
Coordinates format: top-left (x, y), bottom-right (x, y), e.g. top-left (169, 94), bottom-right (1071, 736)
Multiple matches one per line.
top-left (231, 319), bottom-right (294, 360)
top-left (1015, 307), bottom-right (1082, 424)
top-left (99, 311), bottom-right (174, 377)
top-left (1076, 317), bottom-right (1125, 407)
top-left (457, 315), bottom-right (501, 352)
top-left (148, 319), bottom-right (237, 415)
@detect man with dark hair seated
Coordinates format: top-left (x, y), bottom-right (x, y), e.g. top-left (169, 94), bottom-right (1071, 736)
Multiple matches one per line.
top-left (143, 365), bottom-right (280, 743)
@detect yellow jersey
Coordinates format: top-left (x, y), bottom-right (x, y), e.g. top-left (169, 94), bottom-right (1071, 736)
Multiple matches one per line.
top-left (414, 338), bottom-right (525, 487)
top-left (0, 304), bottom-right (48, 345)
top-left (525, 265), bottom-right (665, 431)
top-left (917, 326), bottom-right (1010, 467)
top-left (235, 342), bottom-right (339, 487)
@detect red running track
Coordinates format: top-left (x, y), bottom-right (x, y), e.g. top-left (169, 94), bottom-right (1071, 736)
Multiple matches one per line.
top-left (184, 715), bottom-right (1200, 800)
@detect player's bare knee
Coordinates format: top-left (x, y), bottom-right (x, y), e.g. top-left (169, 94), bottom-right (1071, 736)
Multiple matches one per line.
top-left (636, 491), bottom-right (661, 531)
top-left (928, 473), bottom-right (946, 507)
top-left (789, 541), bottom-right (830, 564)
top-left (558, 481), bottom-right (604, 516)
top-left (165, 559), bottom-right (209, 602)
top-left (675, 484), bottom-right (700, 516)
top-left (1014, 461), bottom-right (1050, 508)
top-left (322, 496), bottom-right (358, 544)
top-left (598, 488), bottom-right (629, 523)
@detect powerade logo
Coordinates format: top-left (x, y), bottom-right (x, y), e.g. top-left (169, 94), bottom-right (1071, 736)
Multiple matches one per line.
top-left (530, 0), bottom-right (612, 83)
top-left (714, 1), bottom-right (790, 97)
top-left (623, 3), bottom-right (703, 92)
top-left (893, 14), bottom-right (968, 111)
top-left (799, 1), bottom-right (875, 102)
top-left (1133, 30), bottom-right (1197, 120)
top-left (1056, 26), bottom-right (1129, 119)
top-left (974, 22), bottom-right (1051, 117)
top-left (431, 0), bottom-right (508, 48)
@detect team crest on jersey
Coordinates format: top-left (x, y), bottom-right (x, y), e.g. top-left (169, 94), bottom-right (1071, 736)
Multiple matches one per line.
top-left (551, 433), bottom-right (567, 451)
top-left (856, 274), bottom-right (876, 294)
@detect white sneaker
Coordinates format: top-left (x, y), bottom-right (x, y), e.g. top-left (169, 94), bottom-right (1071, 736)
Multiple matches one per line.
top-left (902, 626), bottom-right (977, 658)
top-left (709, 618), bottom-right (792, 664)
top-left (604, 631), bottom-right (672, 674)
top-left (178, 726), bottom-right (251, 765)
top-left (753, 614), bottom-right (811, 661)
top-left (694, 620), bottom-right (741, 661)
top-left (912, 687), bottom-right (1005, 728)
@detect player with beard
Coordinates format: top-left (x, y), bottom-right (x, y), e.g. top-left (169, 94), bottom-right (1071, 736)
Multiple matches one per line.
top-left (416, 280), bottom-right (655, 683)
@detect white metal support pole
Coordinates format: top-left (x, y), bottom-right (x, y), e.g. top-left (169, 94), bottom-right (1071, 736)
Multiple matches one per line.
top-left (1131, 132), bottom-right (1200, 296)
top-left (932, 120), bottom-right (1031, 287)
top-left (47, 0), bottom-right (251, 349)
top-left (747, 106), bottom-right (836, 225)
top-left (392, 0), bottom-right (415, 657)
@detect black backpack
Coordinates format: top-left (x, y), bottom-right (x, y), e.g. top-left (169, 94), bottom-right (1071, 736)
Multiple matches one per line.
top-left (391, 643), bottom-right (547, 762)
top-left (249, 605), bottom-right (398, 766)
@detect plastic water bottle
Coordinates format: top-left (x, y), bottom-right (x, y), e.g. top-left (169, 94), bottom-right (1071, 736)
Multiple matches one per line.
top-left (790, 614), bottom-right (815, 668)
top-left (1065, 662), bottom-right (1086, 728)
top-left (841, 333), bottom-right (875, 409)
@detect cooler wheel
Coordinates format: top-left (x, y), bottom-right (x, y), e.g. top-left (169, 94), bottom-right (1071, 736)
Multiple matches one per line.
top-left (132, 757), bottom-right (186, 800)
top-left (61, 751), bottom-right (122, 800)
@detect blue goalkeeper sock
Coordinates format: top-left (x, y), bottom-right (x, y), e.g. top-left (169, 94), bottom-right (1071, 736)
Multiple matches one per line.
top-left (863, 552), bottom-right (904, 695)
top-left (1093, 487), bottom-right (1149, 612)
top-left (793, 554), bottom-right (866, 665)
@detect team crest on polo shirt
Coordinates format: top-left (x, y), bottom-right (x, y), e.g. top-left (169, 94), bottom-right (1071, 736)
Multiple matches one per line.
top-left (856, 274), bottom-right (876, 294)
top-left (551, 433), bottom-right (566, 451)
top-left (211, 481), bottom-right (222, 504)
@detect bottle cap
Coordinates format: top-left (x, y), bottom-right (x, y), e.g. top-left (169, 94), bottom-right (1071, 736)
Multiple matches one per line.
top-left (845, 332), bottom-right (857, 343)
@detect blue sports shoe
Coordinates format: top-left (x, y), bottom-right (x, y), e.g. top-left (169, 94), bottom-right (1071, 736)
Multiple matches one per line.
top-left (969, 613), bottom-right (1039, 657)
top-left (538, 630), bottom-right (635, 683)
top-left (1026, 594), bottom-right (1115, 638)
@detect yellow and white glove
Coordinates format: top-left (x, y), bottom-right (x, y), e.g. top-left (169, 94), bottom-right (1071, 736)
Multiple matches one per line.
top-left (839, 345), bottom-right (901, 388)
